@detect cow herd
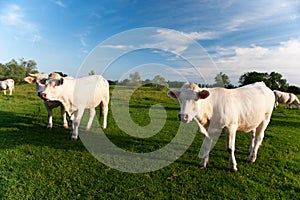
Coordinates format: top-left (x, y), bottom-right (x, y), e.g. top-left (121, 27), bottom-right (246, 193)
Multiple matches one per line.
top-left (24, 73), bottom-right (109, 141)
top-left (1, 74), bottom-right (299, 171)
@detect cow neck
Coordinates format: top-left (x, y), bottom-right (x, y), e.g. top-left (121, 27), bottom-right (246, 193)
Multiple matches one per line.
top-left (58, 79), bottom-right (75, 116)
top-left (195, 95), bottom-right (212, 125)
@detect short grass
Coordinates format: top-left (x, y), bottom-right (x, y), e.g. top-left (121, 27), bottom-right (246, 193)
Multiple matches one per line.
top-left (0, 84), bottom-right (299, 199)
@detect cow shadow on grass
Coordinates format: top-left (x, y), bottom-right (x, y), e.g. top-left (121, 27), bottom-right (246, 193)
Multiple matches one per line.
top-left (0, 110), bottom-right (86, 151)
top-left (270, 118), bottom-right (300, 128)
top-left (0, 108), bottom-right (179, 153)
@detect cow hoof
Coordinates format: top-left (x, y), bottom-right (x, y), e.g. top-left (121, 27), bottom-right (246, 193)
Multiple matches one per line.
top-left (71, 136), bottom-right (78, 141)
top-left (198, 157), bottom-right (209, 170)
top-left (246, 159), bottom-right (255, 164)
top-left (198, 164), bottom-right (206, 170)
top-left (230, 168), bottom-right (238, 172)
top-left (198, 162), bottom-right (207, 169)
top-left (246, 156), bottom-right (256, 163)
top-left (63, 124), bottom-right (69, 129)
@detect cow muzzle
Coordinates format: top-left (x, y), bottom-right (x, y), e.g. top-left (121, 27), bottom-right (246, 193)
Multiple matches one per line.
top-left (40, 92), bottom-right (48, 100)
top-left (178, 113), bottom-right (189, 123)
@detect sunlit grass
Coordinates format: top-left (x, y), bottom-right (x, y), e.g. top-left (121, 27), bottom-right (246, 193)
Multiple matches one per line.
top-left (0, 84), bottom-right (299, 199)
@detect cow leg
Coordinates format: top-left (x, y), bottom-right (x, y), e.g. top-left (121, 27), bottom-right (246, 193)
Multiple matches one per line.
top-left (70, 113), bottom-right (75, 130)
top-left (44, 102), bottom-right (53, 129)
top-left (3, 90), bottom-right (6, 95)
top-left (247, 119), bottom-right (269, 163)
top-left (225, 125), bottom-right (238, 172)
top-left (248, 129), bottom-right (256, 155)
top-left (101, 101), bottom-right (109, 129)
top-left (9, 88), bottom-right (12, 95)
top-left (72, 109), bottom-right (84, 141)
top-left (198, 136), bottom-right (212, 169)
top-left (198, 127), bottom-right (221, 169)
top-left (47, 112), bottom-right (53, 129)
top-left (60, 105), bottom-right (68, 129)
top-left (86, 108), bottom-right (96, 131)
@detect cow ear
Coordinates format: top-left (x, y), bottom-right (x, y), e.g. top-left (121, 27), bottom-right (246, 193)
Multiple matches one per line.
top-left (24, 77), bottom-right (36, 84)
top-left (167, 90), bottom-right (180, 99)
top-left (59, 78), bottom-right (64, 85)
top-left (197, 90), bottom-right (209, 99)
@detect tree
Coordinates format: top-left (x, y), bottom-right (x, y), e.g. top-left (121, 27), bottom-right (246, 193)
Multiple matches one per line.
top-left (238, 71), bottom-right (288, 91)
top-left (287, 85), bottom-right (300, 94)
top-left (129, 72), bottom-right (141, 86)
top-left (143, 79), bottom-right (153, 87)
top-left (152, 75), bottom-right (168, 90)
top-left (213, 72), bottom-right (234, 88)
top-left (119, 78), bottom-right (130, 86)
top-left (238, 71), bottom-right (268, 86)
top-left (0, 58), bottom-right (39, 84)
top-left (267, 72), bottom-right (288, 91)
top-left (5, 59), bottom-right (26, 83)
top-left (21, 59), bottom-right (38, 75)
top-left (0, 63), bottom-right (6, 80)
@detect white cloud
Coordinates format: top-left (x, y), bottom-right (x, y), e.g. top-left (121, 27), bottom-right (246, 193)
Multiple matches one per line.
top-left (184, 31), bottom-right (219, 40)
top-left (214, 39), bottom-right (300, 85)
top-left (207, 1), bottom-right (300, 37)
top-left (147, 28), bottom-right (192, 54)
top-left (32, 34), bottom-right (42, 45)
top-left (101, 45), bottom-right (134, 50)
top-left (0, 4), bottom-right (41, 44)
top-left (54, 0), bottom-right (66, 8)
top-left (0, 5), bottom-right (22, 25)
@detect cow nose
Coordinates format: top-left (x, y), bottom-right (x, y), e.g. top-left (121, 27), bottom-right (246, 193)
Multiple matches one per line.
top-left (41, 93), bottom-right (47, 100)
top-left (178, 113), bottom-right (189, 122)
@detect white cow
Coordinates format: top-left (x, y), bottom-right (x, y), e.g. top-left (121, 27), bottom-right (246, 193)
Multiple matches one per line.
top-left (41, 75), bottom-right (110, 140)
top-left (274, 90), bottom-right (300, 109)
top-left (24, 73), bottom-right (69, 129)
top-left (168, 82), bottom-right (275, 172)
top-left (0, 79), bottom-right (14, 95)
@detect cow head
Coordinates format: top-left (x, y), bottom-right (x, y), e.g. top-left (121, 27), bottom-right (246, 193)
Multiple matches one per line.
top-left (167, 83), bottom-right (209, 123)
top-left (41, 78), bottom-right (64, 101)
top-left (24, 73), bottom-right (62, 98)
top-left (24, 73), bottom-right (49, 97)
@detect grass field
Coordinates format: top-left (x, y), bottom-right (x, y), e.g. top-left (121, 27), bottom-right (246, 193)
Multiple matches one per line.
top-left (0, 84), bottom-right (299, 199)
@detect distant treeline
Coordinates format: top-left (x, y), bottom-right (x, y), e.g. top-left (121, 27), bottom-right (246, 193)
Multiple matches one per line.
top-left (1, 59), bottom-right (299, 94)
top-left (0, 59), bottom-right (38, 84)
top-left (111, 71), bottom-right (300, 94)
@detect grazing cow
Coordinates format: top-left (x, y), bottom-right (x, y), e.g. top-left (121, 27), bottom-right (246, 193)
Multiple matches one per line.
top-left (41, 75), bottom-right (110, 140)
top-left (24, 73), bottom-right (69, 129)
top-left (168, 82), bottom-right (275, 172)
top-left (0, 79), bottom-right (14, 95)
top-left (274, 90), bottom-right (300, 109)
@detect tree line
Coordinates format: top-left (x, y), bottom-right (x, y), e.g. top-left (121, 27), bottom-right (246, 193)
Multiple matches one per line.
top-left (0, 59), bottom-right (39, 84)
top-left (117, 71), bottom-right (300, 94)
top-left (1, 58), bottom-right (299, 94)
top-left (213, 71), bottom-right (300, 94)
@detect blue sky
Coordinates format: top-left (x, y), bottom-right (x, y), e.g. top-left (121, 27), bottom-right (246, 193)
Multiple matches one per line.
top-left (0, 0), bottom-right (299, 85)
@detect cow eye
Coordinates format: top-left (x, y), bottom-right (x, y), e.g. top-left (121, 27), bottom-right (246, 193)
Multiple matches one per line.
top-left (40, 78), bottom-right (47, 84)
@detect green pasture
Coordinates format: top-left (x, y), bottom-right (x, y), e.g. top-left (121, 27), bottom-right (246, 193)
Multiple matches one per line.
top-left (0, 84), bottom-right (299, 199)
